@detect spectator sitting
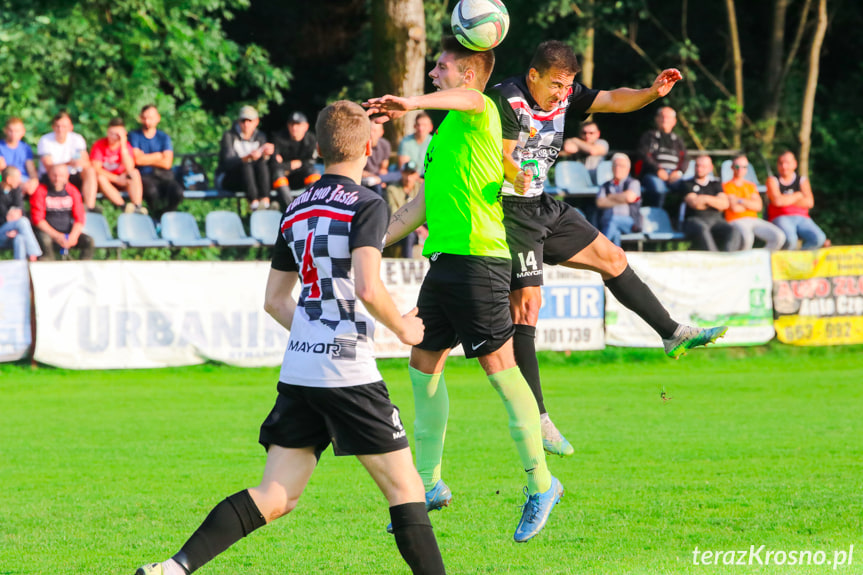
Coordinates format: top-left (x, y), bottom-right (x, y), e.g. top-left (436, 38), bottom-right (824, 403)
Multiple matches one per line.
top-left (216, 106), bottom-right (275, 211)
top-left (91, 117), bottom-right (146, 214)
top-left (30, 164), bottom-right (93, 260)
top-left (361, 122), bottom-right (392, 195)
top-left (398, 112), bottom-right (433, 176)
top-left (766, 150), bottom-right (827, 250)
top-left (595, 153), bottom-right (641, 247)
top-left (723, 154), bottom-right (786, 250)
top-left (0, 167), bottom-right (42, 261)
top-left (383, 160), bottom-right (424, 258)
top-left (562, 121), bottom-right (609, 176)
top-left (271, 111), bottom-right (318, 204)
top-left (129, 104), bottom-right (184, 219)
top-left (637, 106), bottom-right (686, 208)
top-left (37, 111), bottom-right (99, 211)
top-left (681, 154), bottom-right (742, 251)
top-left (0, 117), bottom-right (39, 196)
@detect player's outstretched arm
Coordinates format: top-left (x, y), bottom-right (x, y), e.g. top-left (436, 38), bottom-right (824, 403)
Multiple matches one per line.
top-left (353, 246), bottom-right (424, 346)
top-left (264, 269), bottom-right (299, 331)
top-left (588, 69), bottom-right (683, 114)
top-left (364, 89), bottom-right (486, 121)
top-left (386, 187), bottom-right (426, 246)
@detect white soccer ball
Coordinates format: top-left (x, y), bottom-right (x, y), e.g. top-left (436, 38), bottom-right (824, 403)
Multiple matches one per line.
top-left (451, 0), bottom-right (510, 52)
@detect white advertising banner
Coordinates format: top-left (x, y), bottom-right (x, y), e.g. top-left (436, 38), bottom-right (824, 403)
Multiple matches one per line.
top-left (0, 260), bottom-right (32, 362)
top-left (31, 261), bottom-right (289, 369)
top-left (605, 250), bottom-right (775, 347)
top-left (373, 260), bottom-right (605, 356)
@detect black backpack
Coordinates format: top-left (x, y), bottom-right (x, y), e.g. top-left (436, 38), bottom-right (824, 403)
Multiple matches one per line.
top-left (175, 157), bottom-right (210, 191)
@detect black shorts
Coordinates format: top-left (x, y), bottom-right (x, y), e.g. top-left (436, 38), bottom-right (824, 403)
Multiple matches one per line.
top-left (503, 193), bottom-right (599, 290)
top-left (258, 381), bottom-right (409, 458)
top-left (415, 253), bottom-right (514, 358)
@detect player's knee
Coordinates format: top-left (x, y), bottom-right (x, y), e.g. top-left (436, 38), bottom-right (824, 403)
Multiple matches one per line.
top-left (252, 483), bottom-right (299, 521)
top-left (604, 244), bottom-right (628, 276)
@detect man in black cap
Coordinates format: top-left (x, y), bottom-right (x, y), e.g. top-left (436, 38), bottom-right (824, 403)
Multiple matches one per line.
top-left (271, 111), bottom-right (318, 204)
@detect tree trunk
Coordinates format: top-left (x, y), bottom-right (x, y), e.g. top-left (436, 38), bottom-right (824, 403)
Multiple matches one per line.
top-left (724, 0), bottom-right (744, 149)
top-left (371, 0), bottom-right (426, 145)
top-left (581, 0), bottom-right (595, 88)
top-left (798, 0), bottom-right (827, 178)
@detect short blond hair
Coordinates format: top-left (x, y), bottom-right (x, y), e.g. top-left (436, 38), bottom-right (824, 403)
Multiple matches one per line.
top-left (315, 101), bottom-right (370, 164)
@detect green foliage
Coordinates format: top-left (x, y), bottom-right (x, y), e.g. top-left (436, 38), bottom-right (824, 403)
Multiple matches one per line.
top-left (0, 0), bottom-right (289, 152)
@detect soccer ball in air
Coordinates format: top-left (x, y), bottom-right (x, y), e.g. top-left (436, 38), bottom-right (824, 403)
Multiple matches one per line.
top-left (451, 0), bottom-right (510, 52)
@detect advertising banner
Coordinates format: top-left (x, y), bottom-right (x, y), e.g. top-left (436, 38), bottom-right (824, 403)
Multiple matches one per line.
top-left (0, 261), bottom-right (31, 363)
top-left (31, 261), bottom-right (288, 369)
top-left (772, 246), bottom-right (863, 345)
top-left (605, 251), bottom-right (775, 348)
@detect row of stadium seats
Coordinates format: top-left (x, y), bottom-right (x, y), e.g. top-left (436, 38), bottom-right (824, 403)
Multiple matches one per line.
top-left (553, 159), bottom-right (765, 196)
top-left (84, 210), bottom-right (281, 251)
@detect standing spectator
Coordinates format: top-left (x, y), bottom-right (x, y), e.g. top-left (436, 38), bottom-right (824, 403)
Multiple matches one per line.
top-left (271, 111), bottom-right (318, 204)
top-left (595, 153), bottom-right (641, 247)
top-left (130, 104), bottom-right (184, 218)
top-left (361, 122), bottom-right (392, 194)
top-left (30, 164), bottom-right (93, 260)
top-left (216, 106), bottom-right (274, 211)
top-left (723, 154), bottom-right (786, 250)
top-left (37, 111), bottom-right (99, 211)
top-left (90, 118), bottom-right (146, 214)
top-left (384, 160), bottom-right (425, 258)
top-left (0, 117), bottom-right (39, 196)
top-left (637, 106), bottom-right (686, 208)
top-left (681, 155), bottom-right (741, 251)
top-left (398, 112), bottom-right (434, 176)
top-left (562, 121), bottom-right (609, 174)
top-left (0, 167), bottom-right (42, 261)
top-left (767, 150), bottom-right (827, 250)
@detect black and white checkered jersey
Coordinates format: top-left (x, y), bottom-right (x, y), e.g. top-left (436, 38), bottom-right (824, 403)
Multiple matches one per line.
top-left (271, 174), bottom-right (388, 388)
top-left (488, 75), bottom-right (599, 198)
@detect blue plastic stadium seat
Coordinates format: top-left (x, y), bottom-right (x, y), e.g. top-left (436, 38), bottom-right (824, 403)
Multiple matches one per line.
top-left (160, 212), bottom-right (213, 247)
top-left (640, 207), bottom-right (686, 241)
top-left (117, 213), bottom-right (170, 248)
top-left (83, 212), bottom-right (125, 249)
top-left (205, 211), bottom-right (259, 247)
top-left (554, 161), bottom-right (599, 196)
top-left (595, 160), bottom-right (613, 186)
top-left (720, 159), bottom-right (767, 192)
top-left (250, 210), bottom-right (283, 245)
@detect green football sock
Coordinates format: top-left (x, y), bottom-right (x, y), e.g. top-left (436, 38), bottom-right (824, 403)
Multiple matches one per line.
top-left (409, 367), bottom-right (449, 492)
top-left (488, 366), bottom-right (551, 494)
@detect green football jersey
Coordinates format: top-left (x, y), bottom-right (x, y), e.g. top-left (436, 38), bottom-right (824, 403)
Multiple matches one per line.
top-left (422, 91), bottom-right (509, 258)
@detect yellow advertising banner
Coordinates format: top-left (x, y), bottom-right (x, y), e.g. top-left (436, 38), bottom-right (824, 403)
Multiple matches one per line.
top-left (772, 246), bottom-right (863, 345)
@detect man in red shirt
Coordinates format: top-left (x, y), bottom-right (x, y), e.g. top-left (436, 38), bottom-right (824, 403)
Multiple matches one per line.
top-left (91, 118), bottom-right (146, 214)
top-left (31, 164), bottom-right (94, 260)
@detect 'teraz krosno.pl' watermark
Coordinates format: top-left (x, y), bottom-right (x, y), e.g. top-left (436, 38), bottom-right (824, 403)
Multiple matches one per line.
top-left (692, 545), bottom-right (854, 569)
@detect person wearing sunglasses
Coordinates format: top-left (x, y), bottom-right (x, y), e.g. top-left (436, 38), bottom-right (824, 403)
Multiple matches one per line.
top-left (723, 154), bottom-right (786, 250)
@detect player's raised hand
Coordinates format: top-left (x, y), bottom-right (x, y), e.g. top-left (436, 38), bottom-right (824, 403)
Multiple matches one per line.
top-left (363, 95), bottom-right (413, 122)
top-left (397, 307), bottom-right (425, 346)
top-left (652, 68), bottom-right (683, 98)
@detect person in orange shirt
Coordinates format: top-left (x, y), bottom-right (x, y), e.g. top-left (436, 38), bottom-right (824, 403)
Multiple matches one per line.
top-left (723, 154), bottom-right (786, 250)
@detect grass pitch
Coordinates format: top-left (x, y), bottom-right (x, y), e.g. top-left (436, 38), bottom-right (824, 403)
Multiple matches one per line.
top-left (2, 344), bottom-right (862, 574)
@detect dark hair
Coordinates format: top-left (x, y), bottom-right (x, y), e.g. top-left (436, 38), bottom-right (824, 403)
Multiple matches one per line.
top-left (529, 40), bottom-right (580, 76)
top-left (315, 100), bottom-right (370, 164)
top-left (52, 110), bottom-right (72, 124)
top-left (778, 149), bottom-right (796, 160)
top-left (441, 36), bottom-right (495, 90)
top-left (581, 121), bottom-right (598, 130)
top-left (732, 153), bottom-right (748, 163)
top-left (108, 117), bottom-right (126, 128)
top-left (140, 104), bottom-right (157, 114)
top-left (416, 111), bottom-right (432, 122)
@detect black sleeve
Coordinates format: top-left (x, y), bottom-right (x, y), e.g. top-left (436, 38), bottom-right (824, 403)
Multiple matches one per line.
top-left (218, 131), bottom-right (241, 173)
top-left (637, 131), bottom-right (658, 173)
top-left (563, 83), bottom-right (600, 137)
top-left (349, 196), bottom-right (389, 252)
top-left (271, 227), bottom-right (298, 272)
top-left (486, 86), bottom-right (521, 141)
top-left (12, 188), bottom-right (24, 209)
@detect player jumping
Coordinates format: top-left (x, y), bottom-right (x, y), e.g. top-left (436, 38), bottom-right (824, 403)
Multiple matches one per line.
top-left (486, 41), bottom-right (727, 456)
top-left (366, 36), bottom-right (562, 543)
top-left (134, 101), bottom-right (446, 575)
